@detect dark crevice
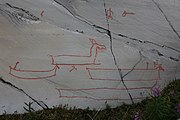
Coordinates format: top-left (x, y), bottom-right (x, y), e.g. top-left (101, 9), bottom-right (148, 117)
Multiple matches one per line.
top-left (103, 0), bottom-right (134, 104)
top-left (5, 3), bottom-right (39, 21)
top-left (0, 2), bottom-right (39, 26)
top-left (53, 0), bottom-right (109, 35)
top-left (114, 34), bottom-right (180, 61)
top-left (53, 0), bottom-right (77, 17)
top-left (6, 3), bottom-right (30, 14)
top-left (53, 0), bottom-right (180, 55)
top-left (114, 33), bottom-right (180, 54)
top-left (151, 0), bottom-right (180, 40)
top-left (122, 52), bottom-right (143, 78)
top-left (169, 57), bottom-right (179, 62)
top-left (43, 78), bottom-right (94, 97)
top-left (0, 5), bottom-right (23, 27)
top-left (174, 55), bottom-right (180, 80)
top-left (0, 77), bottom-right (49, 109)
top-left (164, 45), bottom-right (180, 53)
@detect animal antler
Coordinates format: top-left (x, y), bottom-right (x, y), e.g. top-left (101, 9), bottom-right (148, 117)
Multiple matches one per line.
top-left (89, 38), bottom-right (97, 45)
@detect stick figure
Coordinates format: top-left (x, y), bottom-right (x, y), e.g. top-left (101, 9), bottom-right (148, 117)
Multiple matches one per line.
top-left (107, 8), bottom-right (113, 20)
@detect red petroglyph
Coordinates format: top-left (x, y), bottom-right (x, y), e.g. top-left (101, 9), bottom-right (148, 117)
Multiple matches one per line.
top-left (122, 10), bottom-right (135, 17)
top-left (56, 87), bottom-right (149, 101)
top-left (155, 64), bottom-right (165, 79)
top-left (86, 62), bottom-right (164, 82)
top-left (40, 10), bottom-right (44, 17)
top-left (49, 39), bottom-right (106, 66)
top-left (69, 66), bottom-right (77, 72)
top-left (9, 62), bottom-right (60, 80)
top-left (56, 62), bottom-right (165, 101)
top-left (8, 39), bottom-right (106, 80)
top-left (58, 95), bottom-right (145, 101)
top-left (146, 62), bottom-right (149, 70)
top-left (106, 8), bottom-right (113, 20)
top-left (56, 87), bottom-right (154, 91)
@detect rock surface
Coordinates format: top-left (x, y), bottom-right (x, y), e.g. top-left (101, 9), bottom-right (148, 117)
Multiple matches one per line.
top-left (0, 0), bottom-right (180, 114)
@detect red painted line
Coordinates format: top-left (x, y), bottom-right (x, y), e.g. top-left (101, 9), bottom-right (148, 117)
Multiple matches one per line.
top-left (87, 68), bottom-right (93, 79)
top-left (49, 39), bottom-right (106, 66)
top-left (14, 61), bottom-right (19, 69)
top-left (69, 66), bottom-right (77, 72)
top-left (90, 78), bottom-right (161, 82)
top-left (9, 64), bottom-right (59, 73)
top-left (55, 54), bottom-right (91, 57)
top-left (146, 62), bottom-right (149, 70)
top-left (40, 10), bottom-right (44, 17)
top-left (56, 87), bottom-right (152, 91)
top-left (86, 67), bottom-right (156, 71)
top-left (52, 63), bottom-right (101, 66)
top-left (155, 64), bottom-right (165, 71)
top-left (59, 95), bottom-right (146, 101)
top-left (53, 39), bottom-right (105, 58)
top-left (122, 10), bottom-right (135, 17)
top-left (9, 73), bottom-right (57, 80)
top-left (9, 62), bottom-right (60, 80)
top-left (86, 62), bottom-right (164, 82)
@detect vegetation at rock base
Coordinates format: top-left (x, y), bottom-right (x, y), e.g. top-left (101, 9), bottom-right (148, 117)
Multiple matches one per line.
top-left (0, 79), bottom-right (179, 120)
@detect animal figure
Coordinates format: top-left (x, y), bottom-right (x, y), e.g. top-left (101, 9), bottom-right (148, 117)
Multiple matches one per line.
top-left (49, 39), bottom-right (106, 66)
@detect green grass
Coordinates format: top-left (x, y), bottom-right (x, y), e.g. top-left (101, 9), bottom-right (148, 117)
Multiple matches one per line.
top-left (0, 79), bottom-right (179, 120)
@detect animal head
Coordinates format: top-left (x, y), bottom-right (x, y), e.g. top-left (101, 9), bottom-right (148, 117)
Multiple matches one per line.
top-left (89, 38), bottom-right (106, 51)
